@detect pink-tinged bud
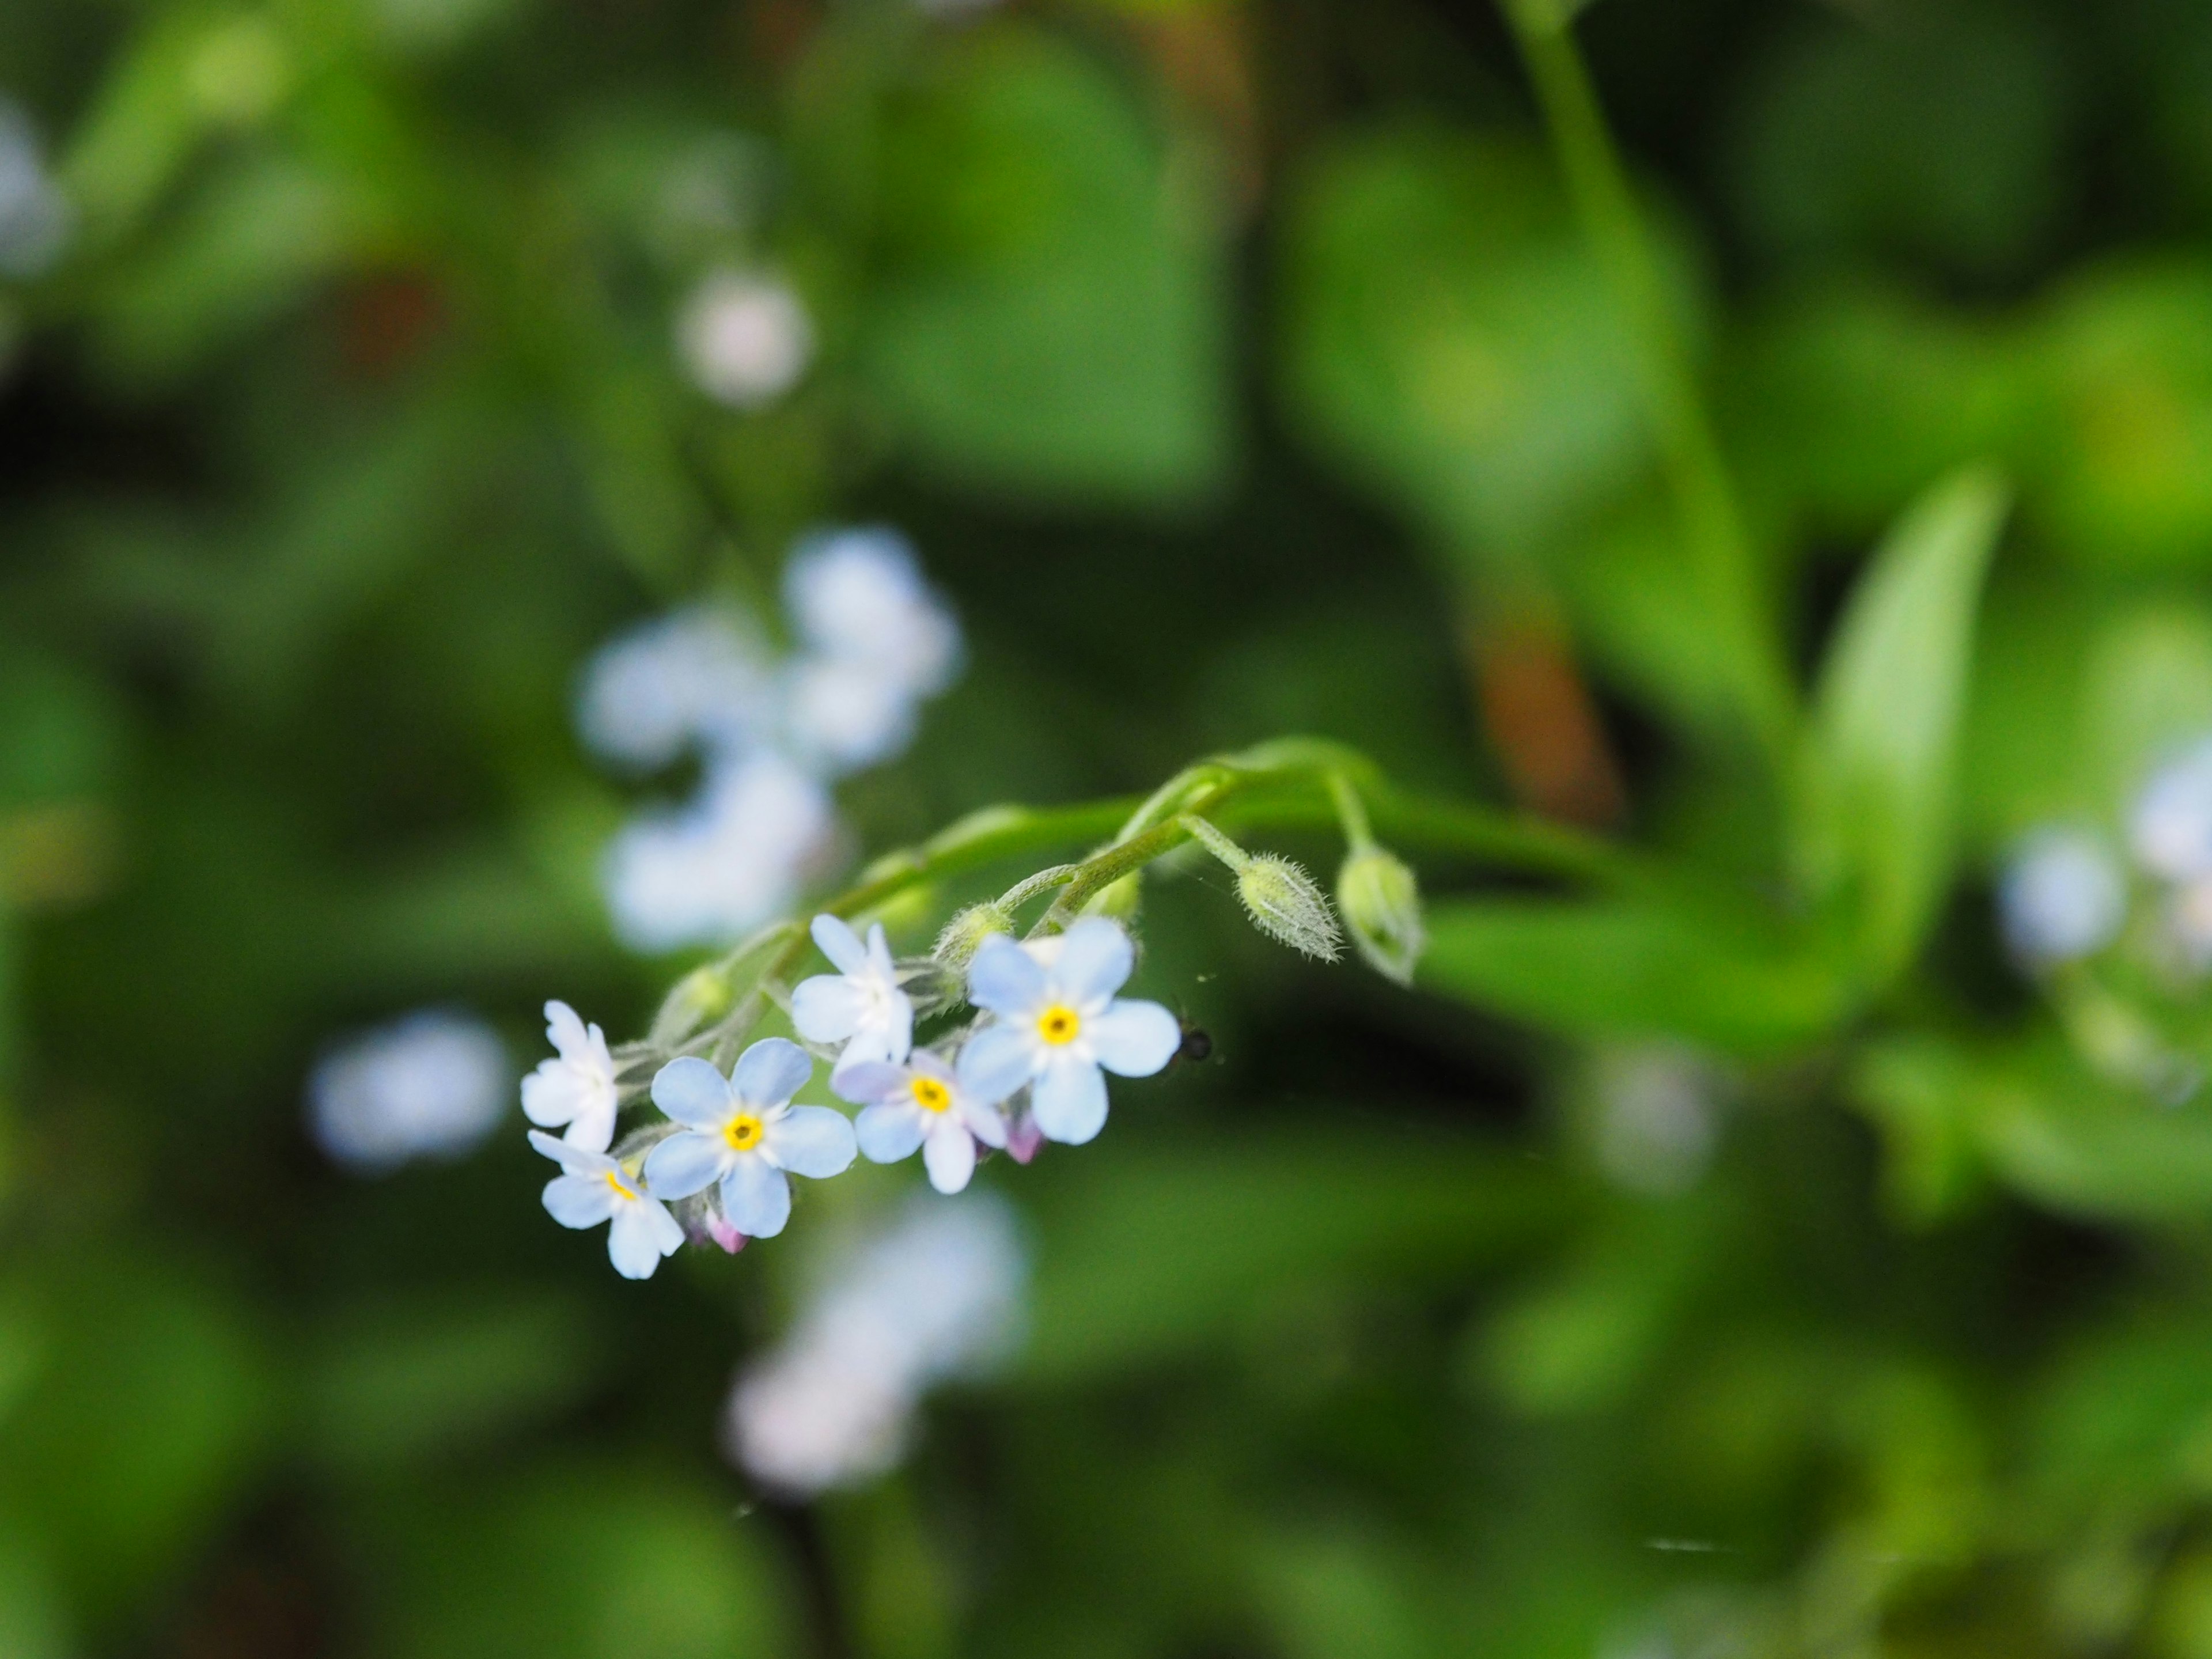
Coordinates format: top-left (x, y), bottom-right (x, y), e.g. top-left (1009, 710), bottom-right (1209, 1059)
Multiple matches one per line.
top-left (708, 1215), bottom-right (748, 1254)
top-left (1004, 1105), bottom-right (1044, 1166)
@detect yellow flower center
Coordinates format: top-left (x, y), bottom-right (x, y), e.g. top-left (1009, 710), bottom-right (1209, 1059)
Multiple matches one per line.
top-left (604, 1169), bottom-right (638, 1202)
top-left (912, 1076), bottom-right (953, 1114)
top-left (722, 1112), bottom-right (764, 1153)
top-left (1037, 1004), bottom-right (1082, 1046)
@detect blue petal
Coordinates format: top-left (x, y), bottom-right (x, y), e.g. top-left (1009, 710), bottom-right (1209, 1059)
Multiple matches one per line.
top-left (957, 1022), bottom-right (1040, 1106)
top-left (811, 912), bottom-right (868, 974)
top-left (644, 1130), bottom-right (726, 1200)
top-left (856, 1102), bottom-right (926, 1164)
top-left (790, 975), bottom-right (862, 1043)
top-left (764, 1105), bottom-right (858, 1178)
top-left (1051, 918), bottom-right (1133, 1007)
top-left (543, 1173), bottom-right (615, 1229)
top-left (528, 1128), bottom-right (605, 1176)
top-left (1032, 1054), bottom-right (1108, 1145)
top-left (721, 1156), bottom-right (793, 1238)
top-left (608, 1200), bottom-right (681, 1279)
top-left (1088, 998), bottom-right (1181, 1077)
top-left (967, 935), bottom-right (1045, 1017)
top-left (831, 1060), bottom-right (909, 1106)
top-left (733, 1036), bottom-right (813, 1108)
top-left (651, 1056), bottom-right (732, 1128)
top-left (922, 1121), bottom-right (978, 1194)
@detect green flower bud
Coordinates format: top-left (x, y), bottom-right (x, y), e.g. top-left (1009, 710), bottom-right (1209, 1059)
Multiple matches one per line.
top-left (647, 963), bottom-right (734, 1047)
top-left (1236, 855), bottom-right (1342, 962)
top-left (1337, 846), bottom-right (1425, 985)
top-left (933, 901), bottom-right (1014, 971)
top-left (1081, 870), bottom-right (1143, 923)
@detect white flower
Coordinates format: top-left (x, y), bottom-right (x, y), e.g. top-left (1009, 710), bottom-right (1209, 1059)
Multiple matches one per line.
top-left (519, 999), bottom-right (620, 1152)
top-left (781, 654), bottom-right (925, 777)
top-left (307, 1009), bottom-right (508, 1174)
top-left (677, 270), bottom-right (813, 408)
top-left (726, 1194), bottom-right (1026, 1495)
top-left (642, 1040), bottom-right (857, 1238)
top-left (575, 605), bottom-right (772, 770)
top-left (0, 103), bottom-right (68, 279)
top-left (601, 752), bottom-right (837, 952)
top-left (955, 918), bottom-right (1180, 1146)
top-left (529, 1130), bottom-right (685, 1279)
top-left (2133, 738), bottom-right (2212, 882)
top-left (838, 1049), bottom-right (1006, 1194)
top-left (1998, 827), bottom-right (2127, 967)
top-left (783, 528), bottom-right (961, 699)
top-left (791, 914), bottom-right (914, 1070)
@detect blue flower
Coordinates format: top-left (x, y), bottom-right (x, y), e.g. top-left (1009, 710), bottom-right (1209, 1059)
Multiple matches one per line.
top-left (643, 1039), bottom-right (857, 1238)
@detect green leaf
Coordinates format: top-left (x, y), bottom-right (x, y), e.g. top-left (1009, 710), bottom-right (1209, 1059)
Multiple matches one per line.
top-left (1420, 891), bottom-right (1846, 1055)
top-left (1278, 122), bottom-right (1662, 562)
top-left (855, 25), bottom-right (1231, 507)
top-left (1797, 465), bottom-right (2012, 985)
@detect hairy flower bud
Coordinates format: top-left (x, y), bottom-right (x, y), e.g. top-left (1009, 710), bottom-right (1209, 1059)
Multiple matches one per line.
top-left (1081, 870), bottom-right (1143, 924)
top-left (1236, 855), bottom-right (1342, 962)
top-left (1338, 846), bottom-right (1425, 984)
top-left (649, 963), bottom-right (734, 1047)
top-left (933, 902), bottom-right (1013, 971)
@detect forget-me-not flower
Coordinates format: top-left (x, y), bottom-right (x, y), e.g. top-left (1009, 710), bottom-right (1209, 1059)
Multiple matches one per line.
top-left (520, 999), bottom-right (621, 1152)
top-left (838, 1048), bottom-right (1006, 1194)
top-left (531, 1130), bottom-right (687, 1279)
top-left (791, 914), bottom-right (914, 1073)
top-left (956, 918), bottom-right (1179, 1146)
top-left (643, 1039), bottom-right (857, 1238)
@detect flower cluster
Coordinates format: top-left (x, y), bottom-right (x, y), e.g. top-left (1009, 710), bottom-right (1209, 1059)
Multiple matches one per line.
top-left (525, 912), bottom-right (1179, 1277)
top-left (580, 529), bottom-right (961, 953)
top-left (1997, 734), bottom-right (2212, 1099)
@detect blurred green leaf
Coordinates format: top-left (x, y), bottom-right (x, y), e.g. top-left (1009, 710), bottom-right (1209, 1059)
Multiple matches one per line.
top-left (1278, 122), bottom-right (1658, 563)
top-left (855, 24), bottom-right (1230, 506)
top-left (1017, 1133), bottom-right (1570, 1381)
top-left (304, 1287), bottom-right (607, 1476)
top-left (1797, 465), bottom-right (2010, 986)
top-left (368, 1461), bottom-right (799, 1659)
top-left (1421, 890), bottom-right (1844, 1055)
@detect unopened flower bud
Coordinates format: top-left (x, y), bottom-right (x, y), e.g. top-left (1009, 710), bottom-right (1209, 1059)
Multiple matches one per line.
top-left (648, 963), bottom-right (734, 1047)
top-left (1081, 870), bottom-right (1143, 924)
top-left (1338, 846), bottom-right (1425, 984)
top-left (1236, 855), bottom-right (1342, 962)
top-left (934, 902), bottom-right (1013, 971)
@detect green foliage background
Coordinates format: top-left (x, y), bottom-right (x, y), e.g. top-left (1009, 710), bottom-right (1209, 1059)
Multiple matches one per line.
top-left (10, 0), bottom-right (2212, 1654)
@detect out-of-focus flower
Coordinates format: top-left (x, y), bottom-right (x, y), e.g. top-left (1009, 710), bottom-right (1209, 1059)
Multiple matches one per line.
top-left (784, 528), bottom-right (963, 698)
top-left (2132, 738), bottom-right (2212, 882)
top-left (308, 1009), bottom-right (509, 1173)
top-left (1998, 827), bottom-right (2127, 967)
top-left (2166, 878), bottom-right (2212, 973)
top-left (726, 1194), bottom-right (1027, 1495)
top-left (957, 919), bottom-right (1179, 1146)
top-left (677, 270), bottom-right (813, 408)
top-left (520, 999), bottom-right (620, 1152)
top-left (643, 1042), bottom-right (856, 1238)
top-left (0, 102), bottom-right (69, 279)
top-left (530, 1130), bottom-right (686, 1279)
top-left (601, 752), bottom-right (836, 952)
top-left (839, 1048), bottom-right (1006, 1194)
top-left (792, 914), bottom-right (914, 1073)
top-left (575, 606), bottom-right (772, 771)
top-left (1592, 1046), bottom-right (1718, 1197)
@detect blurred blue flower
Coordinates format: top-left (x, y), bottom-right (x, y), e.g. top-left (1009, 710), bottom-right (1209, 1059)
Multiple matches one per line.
top-left (308, 1009), bottom-right (509, 1173)
top-left (1999, 825), bottom-right (2127, 966)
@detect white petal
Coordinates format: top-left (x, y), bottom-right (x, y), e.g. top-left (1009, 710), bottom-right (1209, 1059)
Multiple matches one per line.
top-left (764, 1105), bottom-right (858, 1178)
top-left (856, 1102), bottom-right (926, 1164)
top-left (957, 1023), bottom-right (1040, 1107)
top-left (520, 1059), bottom-right (586, 1128)
top-left (722, 1156), bottom-right (793, 1237)
top-left (608, 1200), bottom-right (678, 1279)
top-left (644, 1130), bottom-right (726, 1200)
top-left (1051, 918), bottom-right (1132, 1008)
top-left (1032, 1055), bottom-right (1108, 1145)
top-left (922, 1122), bottom-right (977, 1194)
top-left (968, 935), bottom-right (1046, 1017)
top-left (1088, 999), bottom-right (1181, 1077)
top-left (831, 1060), bottom-right (908, 1106)
top-left (543, 1172), bottom-right (616, 1229)
top-left (733, 1037), bottom-right (813, 1108)
top-left (883, 987), bottom-right (914, 1066)
top-left (528, 1128), bottom-right (609, 1177)
top-left (544, 999), bottom-right (590, 1058)
top-left (651, 1056), bottom-right (733, 1128)
top-left (811, 912), bottom-right (868, 975)
top-left (865, 923), bottom-right (897, 979)
top-left (562, 1095), bottom-right (616, 1155)
top-left (791, 975), bottom-right (864, 1044)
